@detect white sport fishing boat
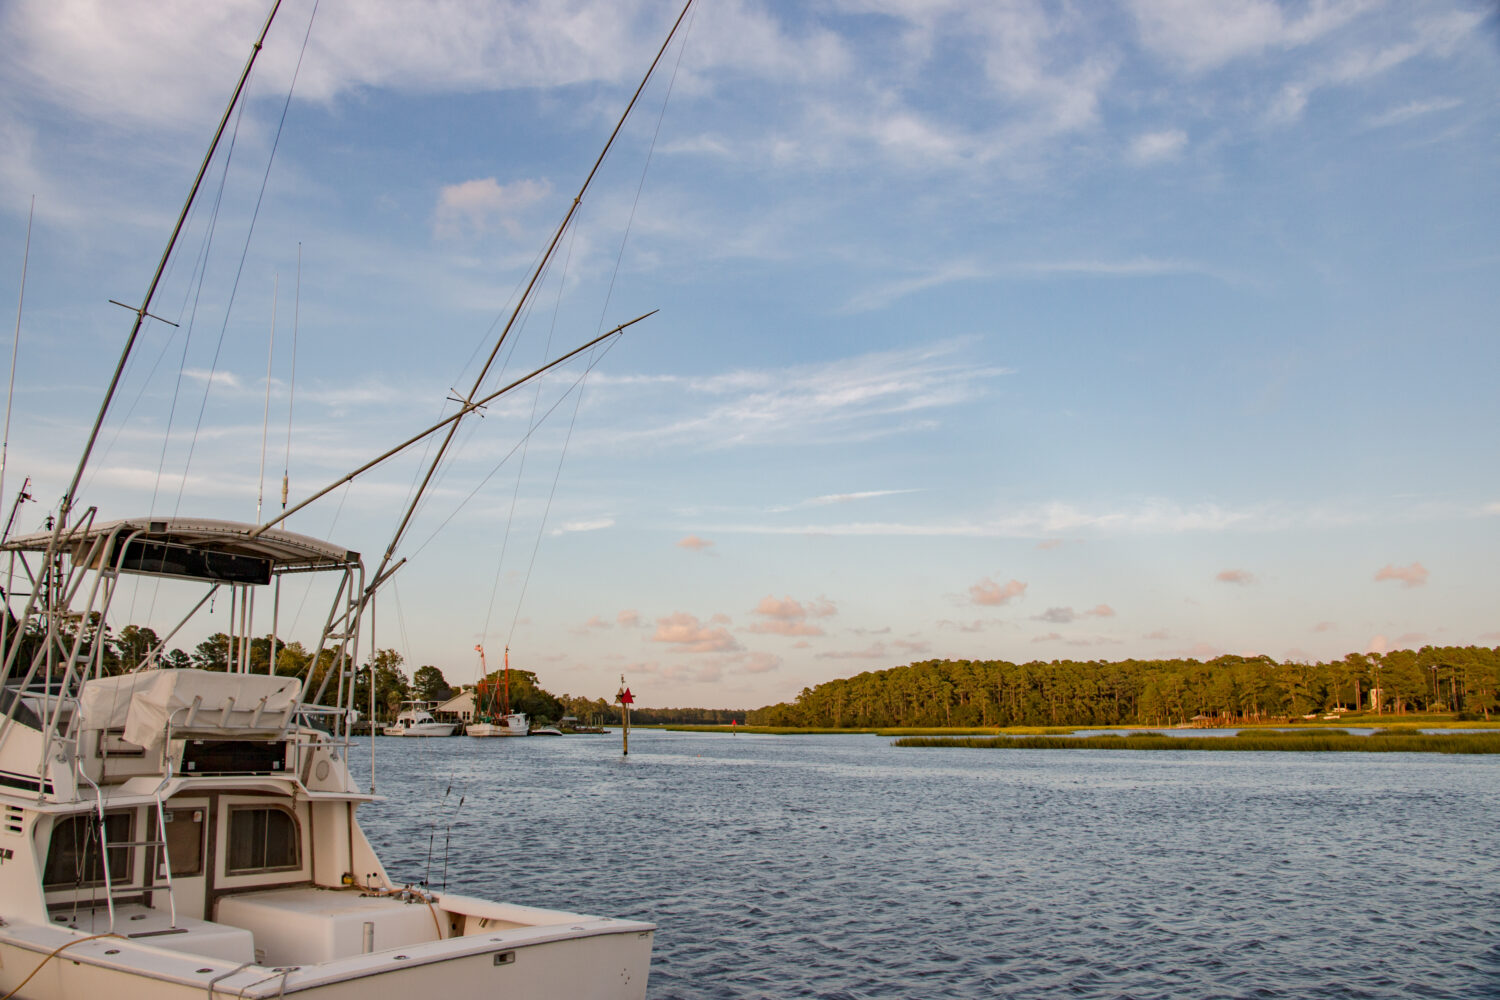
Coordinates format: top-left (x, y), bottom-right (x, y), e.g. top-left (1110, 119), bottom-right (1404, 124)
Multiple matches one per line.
top-left (0, 0), bottom-right (697, 995)
top-left (0, 519), bottom-right (652, 999)
top-left (383, 702), bottom-right (455, 737)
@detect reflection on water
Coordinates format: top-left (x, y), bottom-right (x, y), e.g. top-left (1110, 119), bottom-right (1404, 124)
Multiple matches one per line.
top-left (351, 730), bottom-right (1500, 999)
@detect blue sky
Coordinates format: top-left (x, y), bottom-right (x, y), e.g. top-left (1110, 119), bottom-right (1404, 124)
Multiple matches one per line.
top-left (0, 0), bottom-right (1496, 708)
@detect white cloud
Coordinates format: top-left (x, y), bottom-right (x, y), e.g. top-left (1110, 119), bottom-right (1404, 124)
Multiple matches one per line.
top-left (591, 340), bottom-right (1006, 452)
top-left (1127, 128), bottom-right (1187, 164)
top-left (1364, 97), bottom-right (1462, 129)
top-left (551, 517), bottom-right (614, 535)
top-left (1126, 0), bottom-right (1368, 73)
top-left (434, 177), bottom-right (551, 240)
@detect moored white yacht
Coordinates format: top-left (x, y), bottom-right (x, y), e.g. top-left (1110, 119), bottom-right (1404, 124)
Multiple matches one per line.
top-left (383, 702), bottom-right (455, 737)
top-left (0, 519), bottom-right (652, 999)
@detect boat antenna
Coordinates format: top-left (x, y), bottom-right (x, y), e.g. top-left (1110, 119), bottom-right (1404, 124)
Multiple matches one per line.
top-left (282, 243), bottom-right (300, 513)
top-left (256, 274), bottom-right (277, 522)
top-left (357, 0), bottom-right (696, 600)
top-left (440, 793), bottom-right (465, 891)
top-left (62, 0), bottom-right (285, 527)
top-left (1, 196), bottom-right (33, 512)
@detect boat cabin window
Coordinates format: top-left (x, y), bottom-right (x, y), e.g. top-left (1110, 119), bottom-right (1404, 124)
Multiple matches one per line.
top-left (226, 805), bottom-right (300, 874)
top-left (163, 807), bottom-right (205, 877)
top-left (43, 811), bottom-right (133, 888)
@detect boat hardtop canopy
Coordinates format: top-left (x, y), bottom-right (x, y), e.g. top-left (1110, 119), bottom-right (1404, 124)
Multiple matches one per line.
top-left (3, 516), bottom-right (359, 572)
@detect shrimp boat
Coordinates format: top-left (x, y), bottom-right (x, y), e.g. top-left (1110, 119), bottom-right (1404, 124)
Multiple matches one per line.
top-left (0, 0), bottom-right (697, 995)
top-left (467, 646), bottom-right (527, 738)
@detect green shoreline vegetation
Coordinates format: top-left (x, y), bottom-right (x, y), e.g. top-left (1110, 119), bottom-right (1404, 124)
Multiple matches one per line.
top-left (742, 646), bottom-right (1499, 729)
top-left (894, 729), bottom-right (1500, 753)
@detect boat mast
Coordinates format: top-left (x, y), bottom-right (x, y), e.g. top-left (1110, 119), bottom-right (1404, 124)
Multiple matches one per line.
top-left (1, 196), bottom-right (33, 512)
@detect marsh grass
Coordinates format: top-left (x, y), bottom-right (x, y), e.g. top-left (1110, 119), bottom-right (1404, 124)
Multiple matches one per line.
top-left (894, 730), bottom-right (1500, 753)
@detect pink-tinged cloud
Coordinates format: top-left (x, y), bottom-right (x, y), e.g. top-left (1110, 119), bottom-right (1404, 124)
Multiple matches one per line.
top-left (746, 594), bottom-right (837, 636)
top-left (583, 615), bottom-right (609, 630)
top-left (1031, 632), bottom-right (1064, 643)
top-left (970, 577), bottom-right (1026, 606)
top-left (677, 535), bottom-right (714, 551)
top-left (792, 640), bottom-right (812, 649)
top-left (1085, 604), bottom-right (1115, 618)
top-left (617, 609), bottom-right (641, 628)
top-left (939, 619), bottom-right (988, 633)
top-left (1374, 562), bottom-right (1428, 588)
top-left (892, 639), bottom-right (930, 654)
top-left (1216, 569), bottom-right (1254, 585)
top-left (1394, 632), bottom-right (1429, 647)
top-left (1036, 539), bottom-right (1063, 550)
top-left (746, 620), bottom-right (824, 637)
top-left (1481, 631), bottom-right (1500, 641)
top-left (1144, 629), bottom-right (1170, 640)
top-left (1035, 607), bottom-right (1077, 624)
top-left (1185, 642), bottom-right (1220, 659)
top-left (1366, 634), bottom-right (1389, 655)
top-left (816, 643), bottom-right (889, 660)
top-left (650, 612), bottom-right (741, 654)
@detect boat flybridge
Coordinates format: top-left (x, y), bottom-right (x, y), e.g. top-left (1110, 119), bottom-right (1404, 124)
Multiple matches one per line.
top-left (0, 516), bottom-right (652, 999)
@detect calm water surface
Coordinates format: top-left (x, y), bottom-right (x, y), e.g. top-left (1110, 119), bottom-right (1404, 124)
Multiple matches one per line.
top-left (350, 730), bottom-right (1500, 999)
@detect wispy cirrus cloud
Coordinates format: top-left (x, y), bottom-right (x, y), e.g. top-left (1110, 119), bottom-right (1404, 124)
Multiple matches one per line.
top-left (590, 340), bottom-right (1006, 452)
top-left (766, 489), bottom-right (920, 514)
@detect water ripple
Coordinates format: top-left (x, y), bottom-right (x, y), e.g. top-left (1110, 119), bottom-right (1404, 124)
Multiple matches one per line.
top-left (352, 731), bottom-right (1500, 999)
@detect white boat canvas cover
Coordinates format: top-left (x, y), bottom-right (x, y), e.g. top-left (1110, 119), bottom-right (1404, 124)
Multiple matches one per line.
top-left (79, 669), bottom-right (303, 748)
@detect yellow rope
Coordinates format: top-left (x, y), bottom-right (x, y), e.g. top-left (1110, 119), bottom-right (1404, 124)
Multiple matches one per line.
top-left (1, 932), bottom-right (120, 1000)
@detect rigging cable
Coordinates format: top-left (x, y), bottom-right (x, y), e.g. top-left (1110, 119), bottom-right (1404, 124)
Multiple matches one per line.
top-left (404, 337), bottom-right (619, 562)
top-left (481, 225), bottom-right (580, 646)
top-left (171, 0), bottom-right (322, 517)
top-left (505, 6), bottom-right (698, 646)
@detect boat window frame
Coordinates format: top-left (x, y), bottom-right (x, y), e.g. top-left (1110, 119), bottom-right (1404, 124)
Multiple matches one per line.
top-left (224, 803), bottom-right (302, 876)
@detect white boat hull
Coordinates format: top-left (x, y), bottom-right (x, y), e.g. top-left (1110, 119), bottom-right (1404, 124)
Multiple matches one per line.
top-left (383, 721), bottom-right (455, 736)
top-left (0, 916), bottom-right (652, 999)
top-left (466, 713), bottom-right (528, 737)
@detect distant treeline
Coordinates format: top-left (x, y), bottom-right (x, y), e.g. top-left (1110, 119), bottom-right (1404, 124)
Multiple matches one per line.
top-left (558, 699), bottom-right (743, 726)
top-left (746, 647), bottom-right (1500, 729)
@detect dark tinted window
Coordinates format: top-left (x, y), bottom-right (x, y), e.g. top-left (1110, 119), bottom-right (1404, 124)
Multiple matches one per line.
top-left (226, 806), bottom-right (300, 873)
top-left (43, 812), bottom-right (132, 888)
